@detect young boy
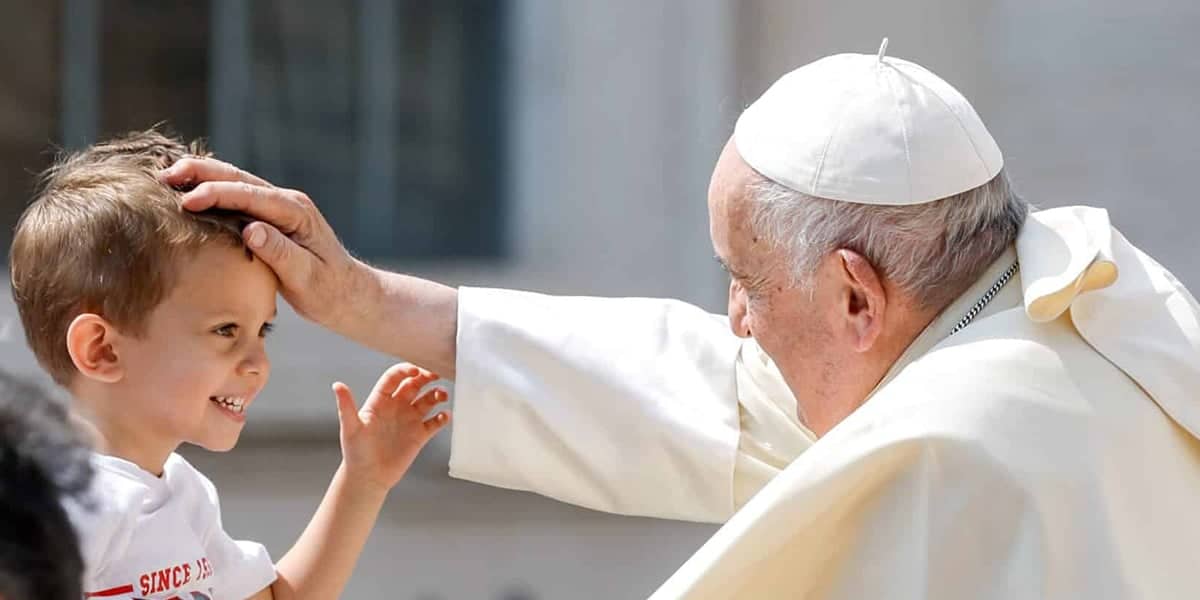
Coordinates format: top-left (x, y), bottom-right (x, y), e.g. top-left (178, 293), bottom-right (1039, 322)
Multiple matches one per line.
top-left (9, 130), bottom-right (451, 599)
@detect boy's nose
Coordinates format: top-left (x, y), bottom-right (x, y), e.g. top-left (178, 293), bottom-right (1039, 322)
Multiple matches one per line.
top-left (237, 345), bottom-right (270, 379)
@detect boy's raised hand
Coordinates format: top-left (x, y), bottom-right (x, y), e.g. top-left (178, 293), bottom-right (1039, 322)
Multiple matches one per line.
top-left (332, 363), bottom-right (450, 493)
top-left (266, 366), bottom-right (450, 598)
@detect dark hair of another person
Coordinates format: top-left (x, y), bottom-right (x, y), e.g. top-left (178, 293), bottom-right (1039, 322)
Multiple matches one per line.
top-left (0, 369), bottom-right (93, 600)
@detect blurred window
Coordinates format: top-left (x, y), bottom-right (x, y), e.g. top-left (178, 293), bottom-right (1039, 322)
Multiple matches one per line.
top-left (0, 3), bottom-right (63, 254)
top-left (0, 0), bottom-right (508, 260)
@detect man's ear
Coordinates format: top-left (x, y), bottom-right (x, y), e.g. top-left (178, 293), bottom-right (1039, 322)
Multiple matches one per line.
top-left (835, 249), bottom-right (886, 352)
top-left (66, 314), bottom-right (124, 384)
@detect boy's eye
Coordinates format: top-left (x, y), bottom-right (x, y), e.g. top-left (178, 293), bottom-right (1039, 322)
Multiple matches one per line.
top-left (214, 324), bottom-right (238, 338)
top-left (259, 322), bottom-right (275, 338)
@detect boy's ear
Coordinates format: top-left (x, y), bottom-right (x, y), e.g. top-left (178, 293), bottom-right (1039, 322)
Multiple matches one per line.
top-left (66, 314), bottom-right (124, 384)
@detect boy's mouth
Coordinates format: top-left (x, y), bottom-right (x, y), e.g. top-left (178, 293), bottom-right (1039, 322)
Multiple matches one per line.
top-left (210, 395), bottom-right (247, 415)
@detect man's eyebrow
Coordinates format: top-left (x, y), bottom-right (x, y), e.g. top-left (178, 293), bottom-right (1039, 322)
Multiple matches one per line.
top-left (714, 255), bottom-right (744, 277)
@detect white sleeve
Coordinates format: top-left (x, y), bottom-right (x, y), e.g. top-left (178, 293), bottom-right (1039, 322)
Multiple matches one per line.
top-left (449, 287), bottom-right (747, 523)
top-left (195, 476), bottom-right (277, 599)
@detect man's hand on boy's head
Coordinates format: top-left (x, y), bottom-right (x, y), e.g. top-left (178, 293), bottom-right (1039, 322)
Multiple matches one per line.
top-left (162, 156), bottom-right (370, 334)
top-left (331, 363), bottom-right (450, 494)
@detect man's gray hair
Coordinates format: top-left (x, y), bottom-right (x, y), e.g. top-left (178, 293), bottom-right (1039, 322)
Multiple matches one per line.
top-left (748, 169), bottom-right (1029, 310)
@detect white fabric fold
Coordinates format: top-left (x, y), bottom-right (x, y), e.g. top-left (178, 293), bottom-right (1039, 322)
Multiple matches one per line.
top-left (1020, 205), bottom-right (1200, 438)
top-left (1019, 205), bottom-right (1118, 322)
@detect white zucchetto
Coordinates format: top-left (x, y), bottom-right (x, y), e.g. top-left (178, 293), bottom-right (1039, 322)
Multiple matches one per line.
top-left (734, 39), bottom-right (1003, 205)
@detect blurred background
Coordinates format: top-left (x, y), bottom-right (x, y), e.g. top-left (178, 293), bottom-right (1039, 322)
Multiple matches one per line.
top-left (2, 0), bottom-right (1198, 598)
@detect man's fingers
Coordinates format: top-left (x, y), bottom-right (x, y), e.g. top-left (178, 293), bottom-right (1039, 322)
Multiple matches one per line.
top-left (411, 388), bottom-right (448, 416)
top-left (332, 382), bottom-right (362, 436)
top-left (161, 156), bottom-right (274, 188)
top-left (180, 181), bottom-right (308, 235)
top-left (241, 221), bottom-right (307, 284)
top-left (171, 164), bottom-right (355, 332)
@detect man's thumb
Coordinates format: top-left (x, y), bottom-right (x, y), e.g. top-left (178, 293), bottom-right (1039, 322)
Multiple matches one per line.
top-left (243, 221), bottom-right (299, 279)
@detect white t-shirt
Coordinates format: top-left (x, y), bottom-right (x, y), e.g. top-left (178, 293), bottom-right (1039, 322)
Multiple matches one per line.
top-left (67, 452), bottom-right (276, 599)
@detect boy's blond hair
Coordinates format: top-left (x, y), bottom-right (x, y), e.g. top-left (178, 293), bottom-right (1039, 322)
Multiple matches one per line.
top-left (10, 129), bottom-right (250, 386)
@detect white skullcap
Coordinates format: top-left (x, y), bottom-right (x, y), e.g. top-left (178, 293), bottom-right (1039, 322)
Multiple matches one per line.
top-left (734, 39), bottom-right (1003, 205)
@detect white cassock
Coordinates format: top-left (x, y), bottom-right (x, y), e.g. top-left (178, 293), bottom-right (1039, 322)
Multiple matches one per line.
top-left (446, 205), bottom-right (1200, 598)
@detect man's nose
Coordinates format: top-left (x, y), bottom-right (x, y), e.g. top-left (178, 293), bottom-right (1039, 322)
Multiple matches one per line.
top-left (727, 280), bottom-right (752, 338)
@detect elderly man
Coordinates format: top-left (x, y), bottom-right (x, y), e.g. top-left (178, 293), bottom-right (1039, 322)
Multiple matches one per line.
top-left (165, 43), bottom-right (1200, 598)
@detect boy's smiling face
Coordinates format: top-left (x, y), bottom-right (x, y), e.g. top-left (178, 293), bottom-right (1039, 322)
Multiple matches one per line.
top-left (104, 242), bottom-right (278, 465)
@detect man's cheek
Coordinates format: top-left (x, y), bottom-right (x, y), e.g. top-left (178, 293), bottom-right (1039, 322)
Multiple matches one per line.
top-left (747, 309), bottom-right (779, 349)
top-left (747, 297), bottom-right (775, 330)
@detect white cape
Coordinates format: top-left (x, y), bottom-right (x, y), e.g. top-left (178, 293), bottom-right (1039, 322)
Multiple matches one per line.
top-left (450, 206), bottom-right (1200, 598)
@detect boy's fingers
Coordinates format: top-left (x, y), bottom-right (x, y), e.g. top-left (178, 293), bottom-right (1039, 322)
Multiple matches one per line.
top-left (411, 388), bottom-right (448, 415)
top-left (332, 382), bottom-right (361, 435)
top-left (389, 370), bottom-right (439, 402)
top-left (368, 363), bottom-right (423, 403)
top-left (422, 411), bottom-right (451, 436)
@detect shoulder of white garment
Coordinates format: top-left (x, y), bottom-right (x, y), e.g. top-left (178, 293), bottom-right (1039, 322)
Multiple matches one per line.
top-left (823, 308), bottom-right (1098, 451)
top-left (1017, 206), bottom-right (1200, 440)
top-left (652, 307), bottom-right (1131, 599)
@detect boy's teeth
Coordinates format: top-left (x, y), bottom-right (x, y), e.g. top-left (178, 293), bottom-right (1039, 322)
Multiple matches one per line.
top-left (211, 396), bottom-right (247, 413)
